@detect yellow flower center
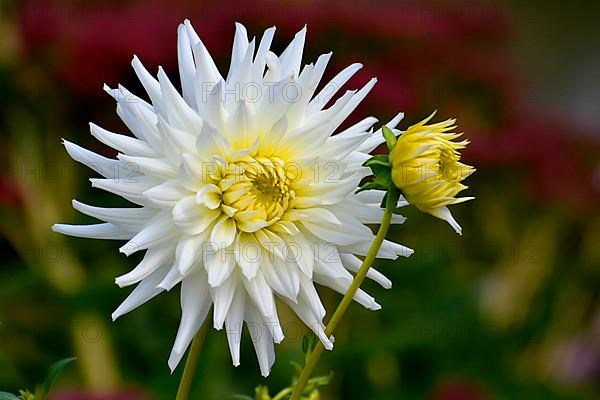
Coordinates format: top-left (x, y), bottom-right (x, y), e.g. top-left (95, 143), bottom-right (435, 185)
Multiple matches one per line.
top-left (215, 155), bottom-right (295, 232)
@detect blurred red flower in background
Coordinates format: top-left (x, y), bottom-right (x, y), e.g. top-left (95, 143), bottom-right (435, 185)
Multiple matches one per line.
top-left (18, 0), bottom-right (600, 211)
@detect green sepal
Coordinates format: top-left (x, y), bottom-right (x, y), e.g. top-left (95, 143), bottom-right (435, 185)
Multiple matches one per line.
top-left (0, 392), bottom-right (20, 400)
top-left (357, 154), bottom-right (392, 194)
top-left (382, 126), bottom-right (397, 151)
top-left (379, 185), bottom-right (401, 210)
top-left (362, 154), bottom-right (389, 168)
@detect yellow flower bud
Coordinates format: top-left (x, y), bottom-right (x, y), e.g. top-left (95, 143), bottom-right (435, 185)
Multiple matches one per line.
top-left (390, 112), bottom-right (474, 234)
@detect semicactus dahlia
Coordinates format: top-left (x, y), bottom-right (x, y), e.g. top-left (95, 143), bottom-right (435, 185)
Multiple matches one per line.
top-left (53, 21), bottom-right (412, 376)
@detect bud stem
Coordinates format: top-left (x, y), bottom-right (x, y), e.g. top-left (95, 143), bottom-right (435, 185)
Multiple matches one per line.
top-left (290, 189), bottom-right (397, 400)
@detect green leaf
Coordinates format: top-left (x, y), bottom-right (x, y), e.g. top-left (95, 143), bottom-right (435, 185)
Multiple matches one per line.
top-left (301, 332), bottom-right (317, 356)
top-left (0, 392), bottom-right (20, 400)
top-left (40, 357), bottom-right (76, 398)
top-left (229, 395), bottom-right (254, 400)
top-left (381, 126), bottom-right (397, 151)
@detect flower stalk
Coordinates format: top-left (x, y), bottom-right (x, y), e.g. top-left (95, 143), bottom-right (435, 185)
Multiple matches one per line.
top-left (176, 321), bottom-right (208, 400)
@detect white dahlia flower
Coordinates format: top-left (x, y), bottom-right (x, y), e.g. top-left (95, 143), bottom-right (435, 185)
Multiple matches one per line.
top-left (53, 21), bottom-right (412, 376)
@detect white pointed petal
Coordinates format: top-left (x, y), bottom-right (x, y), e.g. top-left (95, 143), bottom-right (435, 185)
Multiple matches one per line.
top-left (261, 255), bottom-right (300, 302)
top-left (236, 233), bottom-right (262, 279)
top-left (158, 266), bottom-right (184, 291)
top-left (89, 123), bottom-right (156, 157)
top-left (307, 63), bottom-right (363, 114)
top-left (172, 196), bottom-right (220, 235)
top-left (112, 266), bottom-right (168, 320)
top-left (300, 219), bottom-right (371, 247)
top-left (429, 206), bottom-right (463, 235)
top-left (228, 22), bottom-right (250, 81)
top-left (131, 55), bottom-right (163, 111)
top-left (157, 116), bottom-right (196, 156)
top-left (283, 294), bottom-right (332, 351)
top-left (63, 139), bottom-right (141, 180)
top-left (225, 289), bottom-right (246, 366)
top-left (118, 154), bottom-right (177, 179)
top-left (358, 112), bottom-right (405, 152)
top-left (294, 172), bottom-right (360, 207)
top-left (242, 271), bottom-right (275, 318)
top-left (195, 80), bottom-right (226, 133)
top-left (245, 302), bottom-right (276, 377)
top-left (329, 78), bottom-right (377, 133)
top-left (340, 253), bottom-right (392, 289)
top-left (226, 100), bottom-right (254, 145)
top-left (175, 234), bottom-right (205, 275)
top-left (168, 271), bottom-right (211, 372)
top-left (158, 67), bottom-right (204, 132)
top-left (91, 177), bottom-right (160, 206)
top-left (119, 212), bottom-right (178, 256)
top-left (341, 239), bottom-right (414, 259)
top-left (177, 23), bottom-right (197, 109)
top-left (227, 38), bottom-right (255, 95)
top-left (205, 246), bottom-right (236, 287)
top-left (143, 180), bottom-right (191, 207)
top-left (298, 270), bottom-right (327, 319)
top-left (210, 217), bottom-right (236, 248)
top-left (71, 200), bottom-right (156, 229)
top-left (196, 184), bottom-right (222, 210)
top-left (183, 19), bottom-right (222, 78)
top-left (115, 246), bottom-right (175, 287)
top-left (286, 208), bottom-right (341, 226)
top-left (52, 223), bottom-right (132, 240)
top-left (251, 26), bottom-right (276, 82)
top-left (279, 232), bottom-right (313, 277)
top-left (313, 270), bottom-right (379, 310)
top-left (279, 25), bottom-right (306, 78)
top-left (210, 271), bottom-right (238, 329)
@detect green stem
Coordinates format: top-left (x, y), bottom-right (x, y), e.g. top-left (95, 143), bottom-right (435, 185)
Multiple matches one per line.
top-left (290, 194), bottom-right (395, 400)
top-left (272, 388), bottom-right (293, 400)
top-left (176, 322), bottom-right (208, 400)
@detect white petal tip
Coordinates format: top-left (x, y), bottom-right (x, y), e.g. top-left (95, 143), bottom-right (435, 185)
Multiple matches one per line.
top-left (114, 277), bottom-right (129, 288)
top-left (213, 322), bottom-right (224, 331)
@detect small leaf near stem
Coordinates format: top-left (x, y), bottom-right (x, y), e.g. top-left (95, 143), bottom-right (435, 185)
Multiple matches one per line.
top-left (38, 357), bottom-right (76, 400)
